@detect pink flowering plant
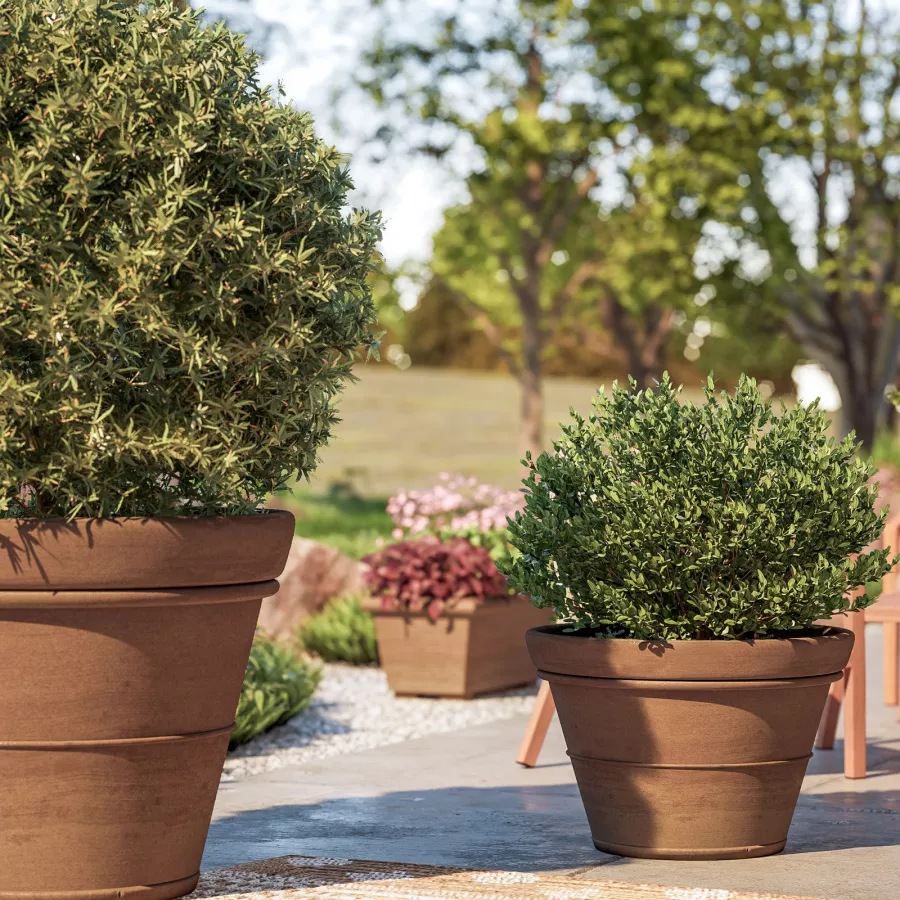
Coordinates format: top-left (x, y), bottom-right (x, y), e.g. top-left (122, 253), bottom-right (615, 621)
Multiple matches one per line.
top-left (386, 473), bottom-right (523, 560)
top-left (362, 537), bottom-right (508, 620)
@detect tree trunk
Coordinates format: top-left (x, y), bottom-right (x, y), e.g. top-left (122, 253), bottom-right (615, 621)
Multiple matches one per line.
top-left (603, 297), bottom-right (674, 389)
top-left (788, 297), bottom-right (900, 454)
top-left (819, 356), bottom-right (894, 453)
top-left (634, 305), bottom-right (674, 389)
top-left (836, 380), bottom-right (892, 452)
top-left (519, 295), bottom-right (544, 459)
top-left (841, 394), bottom-right (879, 451)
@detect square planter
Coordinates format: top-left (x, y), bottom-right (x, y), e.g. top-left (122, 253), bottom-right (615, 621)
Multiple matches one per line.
top-left (363, 595), bottom-right (550, 698)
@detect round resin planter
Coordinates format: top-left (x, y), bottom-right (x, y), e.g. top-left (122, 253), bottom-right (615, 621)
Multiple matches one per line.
top-left (0, 512), bottom-right (294, 899)
top-left (526, 624), bottom-right (854, 860)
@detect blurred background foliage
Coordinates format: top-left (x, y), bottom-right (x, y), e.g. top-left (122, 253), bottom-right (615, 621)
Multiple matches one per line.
top-left (187, 0), bottom-right (900, 497)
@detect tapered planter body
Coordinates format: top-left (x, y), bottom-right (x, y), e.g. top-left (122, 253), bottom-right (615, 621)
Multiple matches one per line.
top-left (365, 595), bottom-right (549, 698)
top-left (0, 511), bottom-right (294, 899)
top-left (527, 624), bottom-right (853, 860)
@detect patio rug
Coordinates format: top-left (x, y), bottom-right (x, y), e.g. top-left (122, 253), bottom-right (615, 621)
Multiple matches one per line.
top-left (190, 855), bottom-right (825, 900)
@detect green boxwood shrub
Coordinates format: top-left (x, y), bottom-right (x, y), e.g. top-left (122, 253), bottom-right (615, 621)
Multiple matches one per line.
top-left (231, 632), bottom-right (321, 748)
top-left (0, 0), bottom-right (381, 518)
top-left (298, 594), bottom-right (379, 665)
top-left (502, 374), bottom-right (895, 641)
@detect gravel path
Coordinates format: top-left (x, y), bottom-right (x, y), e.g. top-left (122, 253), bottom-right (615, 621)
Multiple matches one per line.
top-left (223, 664), bottom-right (539, 781)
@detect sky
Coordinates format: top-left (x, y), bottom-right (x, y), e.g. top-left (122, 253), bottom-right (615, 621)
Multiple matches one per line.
top-left (199, 0), bottom-right (858, 280)
top-left (202, 0), bottom-right (466, 271)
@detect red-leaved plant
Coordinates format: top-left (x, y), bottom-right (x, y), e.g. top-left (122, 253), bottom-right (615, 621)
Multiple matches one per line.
top-left (362, 537), bottom-right (508, 620)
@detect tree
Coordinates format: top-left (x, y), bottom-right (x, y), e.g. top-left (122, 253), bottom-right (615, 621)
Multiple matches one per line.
top-left (632, 0), bottom-right (900, 449)
top-left (403, 278), bottom-right (501, 371)
top-left (428, 162), bottom-right (704, 434)
top-left (358, 1), bottom-right (713, 456)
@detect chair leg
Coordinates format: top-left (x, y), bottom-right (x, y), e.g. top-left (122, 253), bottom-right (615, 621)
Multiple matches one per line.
top-left (843, 609), bottom-right (867, 779)
top-left (886, 623), bottom-right (900, 706)
top-left (516, 680), bottom-right (556, 767)
top-left (816, 673), bottom-right (844, 750)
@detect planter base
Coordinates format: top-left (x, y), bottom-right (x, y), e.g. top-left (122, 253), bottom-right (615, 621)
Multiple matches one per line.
top-left (0, 874), bottom-right (200, 900)
top-left (593, 840), bottom-right (786, 861)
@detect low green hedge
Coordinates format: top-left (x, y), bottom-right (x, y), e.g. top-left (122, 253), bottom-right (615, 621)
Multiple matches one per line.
top-left (298, 594), bottom-right (379, 665)
top-left (231, 633), bottom-right (321, 748)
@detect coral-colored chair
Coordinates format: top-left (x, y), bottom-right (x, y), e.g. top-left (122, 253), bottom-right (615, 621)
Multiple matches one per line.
top-left (814, 513), bottom-right (900, 777)
top-left (516, 680), bottom-right (555, 767)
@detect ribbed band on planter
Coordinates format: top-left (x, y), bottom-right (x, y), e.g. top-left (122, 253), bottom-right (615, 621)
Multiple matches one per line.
top-left (0, 726), bottom-right (234, 899)
top-left (0, 512), bottom-right (294, 899)
top-left (527, 625), bottom-right (853, 861)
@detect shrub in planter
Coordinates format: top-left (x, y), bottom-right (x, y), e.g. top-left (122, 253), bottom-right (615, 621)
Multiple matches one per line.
top-left (231, 633), bottom-right (322, 748)
top-left (361, 537), bottom-right (548, 697)
top-left (0, 2), bottom-right (380, 897)
top-left (298, 593), bottom-right (379, 665)
top-left (502, 374), bottom-right (894, 859)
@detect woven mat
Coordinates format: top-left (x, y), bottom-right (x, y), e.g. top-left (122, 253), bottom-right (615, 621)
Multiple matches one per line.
top-left (190, 855), bottom-right (824, 900)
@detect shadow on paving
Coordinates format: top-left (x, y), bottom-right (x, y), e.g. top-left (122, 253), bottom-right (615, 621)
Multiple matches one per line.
top-left (203, 784), bottom-right (595, 873)
top-left (203, 779), bottom-right (900, 877)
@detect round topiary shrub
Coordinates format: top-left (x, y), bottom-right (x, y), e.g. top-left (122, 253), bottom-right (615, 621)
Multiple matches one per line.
top-left (502, 374), bottom-right (895, 640)
top-left (0, 0), bottom-right (381, 518)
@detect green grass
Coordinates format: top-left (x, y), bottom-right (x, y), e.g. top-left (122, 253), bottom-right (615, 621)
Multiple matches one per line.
top-left (301, 367), bottom-right (802, 498)
top-left (275, 486), bottom-right (392, 559)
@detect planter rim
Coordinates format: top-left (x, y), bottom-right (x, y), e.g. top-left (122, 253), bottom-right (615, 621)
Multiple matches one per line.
top-left (0, 509), bottom-right (293, 525)
top-left (529, 622), bottom-right (852, 646)
top-left (0, 510), bottom-right (295, 590)
top-left (527, 622), bottom-right (853, 681)
top-left (0, 580), bottom-right (280, 608)
top-left (536, 668), bottom-right (843, 691)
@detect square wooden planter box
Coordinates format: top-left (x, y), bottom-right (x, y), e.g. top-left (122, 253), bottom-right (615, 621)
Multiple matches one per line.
top-left (362, 594), bottom-right (550, 698)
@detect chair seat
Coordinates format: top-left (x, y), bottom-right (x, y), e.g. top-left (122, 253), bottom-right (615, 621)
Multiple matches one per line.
top-left (865, 593), bottom-right (900, 623)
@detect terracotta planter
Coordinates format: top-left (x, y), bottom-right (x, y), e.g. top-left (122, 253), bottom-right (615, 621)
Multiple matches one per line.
top-left (527, 624), bottom-right (853, 860)
top-left (365, 595), bottom-right (549, 698)
top-left (0, 511), bottom-right (294, 899)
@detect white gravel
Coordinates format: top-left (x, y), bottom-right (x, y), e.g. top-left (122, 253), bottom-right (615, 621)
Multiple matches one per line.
top-left (222, 664), bottom-right (539, 781)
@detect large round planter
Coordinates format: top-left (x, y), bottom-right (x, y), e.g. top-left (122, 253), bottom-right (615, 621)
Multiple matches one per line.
top-left (0, 512), bottom-right (294, 899)
top-left (527, 624), bottom-right (853, 860)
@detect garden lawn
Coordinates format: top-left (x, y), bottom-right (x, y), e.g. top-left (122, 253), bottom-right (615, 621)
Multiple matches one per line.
top-left (276, 488), bottom-right (393, 559)
top-left (297, 367), bottom-right (800, 498)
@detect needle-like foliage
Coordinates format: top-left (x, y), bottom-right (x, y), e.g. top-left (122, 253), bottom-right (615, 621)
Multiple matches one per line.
top-left (502, 374), bottom-right (895, 640)
top-left (0, 0), bottom-right (381, 518)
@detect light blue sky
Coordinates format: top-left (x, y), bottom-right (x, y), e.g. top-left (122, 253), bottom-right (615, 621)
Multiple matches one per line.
top-left (203, 0), bottom-right (466, 271)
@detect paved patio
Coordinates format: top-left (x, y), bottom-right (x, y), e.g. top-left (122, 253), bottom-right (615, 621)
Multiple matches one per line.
top-left (205, 624), bottom-right (900, 900)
